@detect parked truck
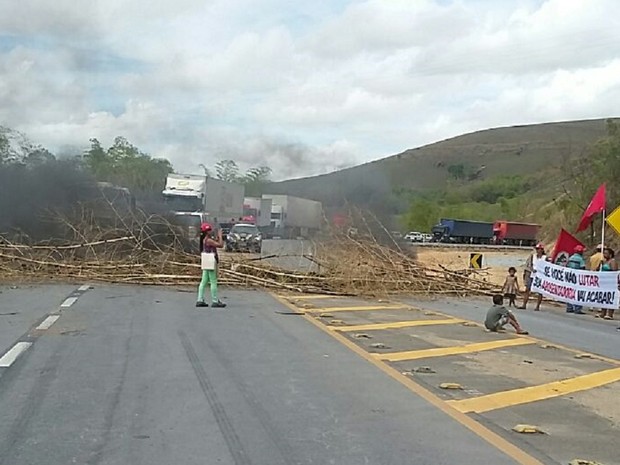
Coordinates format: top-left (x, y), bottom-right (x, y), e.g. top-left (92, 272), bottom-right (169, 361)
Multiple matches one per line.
top-left (243, 197), bottom-right (273, 231)
top-left (162, 174), bottom-right (244, 250)
top-left (262, 194), bottom-right (322, 238)
top-left (431, 219), bottom-right (494, 244)
top-left (493, 221), bottom-right (540, 246)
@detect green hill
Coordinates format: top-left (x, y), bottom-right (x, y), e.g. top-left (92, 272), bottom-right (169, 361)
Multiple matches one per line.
top-left (266, 118), bottom-right (612, 209)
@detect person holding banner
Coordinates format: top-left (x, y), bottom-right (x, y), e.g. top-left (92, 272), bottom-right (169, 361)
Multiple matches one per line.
top-left (518, 243), bottom-right (545, 311)
top-left (196, 222), bottom-right (227, 308)
top-left (566, 245), bottom-right (586, 314)
top-left (598, 248), bottom-right (618, 320)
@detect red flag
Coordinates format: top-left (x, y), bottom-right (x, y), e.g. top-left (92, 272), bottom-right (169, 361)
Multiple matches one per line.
top-left (576, 183), bottom-right (606, 232)
top-left (552, 228), bottom-right (585, 263)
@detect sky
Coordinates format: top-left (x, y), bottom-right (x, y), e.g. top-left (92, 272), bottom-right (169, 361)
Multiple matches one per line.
top-left (0, 0), bottom-right (619, 180)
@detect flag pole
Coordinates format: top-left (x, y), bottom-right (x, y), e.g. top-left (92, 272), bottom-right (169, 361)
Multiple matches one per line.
top-left (601, 209), bottom-right (606, 259)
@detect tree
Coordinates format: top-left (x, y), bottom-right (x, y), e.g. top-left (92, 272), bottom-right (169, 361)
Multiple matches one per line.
top-left (563, 119), bottom-right (620, 243)
top-left (215, 160), bottom-right (240, 182)
top-left (0, 132), bottom-right (9, 163)
top-left (242, 166), bottom-right (272, 183)
top-left (447, 164), bottom-right (466, 180)
top-left (83, 137), bottom-right (173, 194)
top-left (242, 166), bottom-right (272, 197)
top-left (403, 198), bottom-right (437, 232)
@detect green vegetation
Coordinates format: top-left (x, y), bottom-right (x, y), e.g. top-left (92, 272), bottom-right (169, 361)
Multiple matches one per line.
top-left (559, 119), bottom-right (620, 244)
top-left (85, 137), bottom-right (173, 193)
top-left (85, 142), bottom-right (273, 197)
top-left (401, 120), bottom-right (620, 243)
top-left (402, 175), bottom-right (533, 232)
top-left (214, 159), bottom-right (272, 196)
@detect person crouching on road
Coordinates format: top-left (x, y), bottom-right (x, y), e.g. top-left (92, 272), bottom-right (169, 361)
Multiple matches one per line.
top-left (485, 294), bottom-right (528, 335)
top-left (566, 245), bottom-right (586, 314)
top-left (196, 223), bottom-right (227, 308)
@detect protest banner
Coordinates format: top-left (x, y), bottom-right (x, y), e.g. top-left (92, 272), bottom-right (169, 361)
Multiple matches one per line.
top-left (531, 259), bottom-right (620, 309)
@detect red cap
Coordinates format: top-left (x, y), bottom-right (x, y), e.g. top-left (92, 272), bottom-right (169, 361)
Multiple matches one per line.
top-left (574, 245), bottom-right (585, 253)
top-left (200, 222), bottom-right (212, 232)
top-left (535, 242), bottom-right (544, 249)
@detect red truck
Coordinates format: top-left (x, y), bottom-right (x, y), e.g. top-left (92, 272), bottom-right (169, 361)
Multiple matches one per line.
top-left (493, 221), bottom-right (540, 246)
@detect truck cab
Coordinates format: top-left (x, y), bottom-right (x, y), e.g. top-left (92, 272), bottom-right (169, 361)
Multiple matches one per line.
top-left (270, 205), bottom-right (283, 230)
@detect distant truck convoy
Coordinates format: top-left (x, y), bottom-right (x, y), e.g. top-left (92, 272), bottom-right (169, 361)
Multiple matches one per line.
top-left (261, 194), bottom-right (322, 238)
top-left (431, 218), bottom-right (540, 245)
top-left (162, 174), bottom-right (245, 222)
top-left (162, 174), bottom-right (245, 249)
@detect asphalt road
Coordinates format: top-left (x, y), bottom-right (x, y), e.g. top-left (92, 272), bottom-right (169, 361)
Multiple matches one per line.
top-left (0, 284), bottom-right (525, 465)
top-left (404, 297), bottom-right (620, 361)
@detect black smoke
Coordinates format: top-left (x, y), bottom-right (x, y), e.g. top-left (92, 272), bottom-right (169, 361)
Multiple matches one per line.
top-left (0, 159), bottom-right (98, 242)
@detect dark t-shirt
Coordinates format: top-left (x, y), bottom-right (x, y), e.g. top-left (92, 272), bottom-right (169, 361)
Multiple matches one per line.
top-left (485, 305), bottom-right (509, 330)
top-left (200, 233), bottom-right (219, 263)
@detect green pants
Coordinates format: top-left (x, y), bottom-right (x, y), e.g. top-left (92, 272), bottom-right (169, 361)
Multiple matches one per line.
top-left (197, 269), bottom-right (218, 303)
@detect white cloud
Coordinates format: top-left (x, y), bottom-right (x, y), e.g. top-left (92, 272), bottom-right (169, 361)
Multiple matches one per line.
top-left (0, 0), bottom-right (619, 181)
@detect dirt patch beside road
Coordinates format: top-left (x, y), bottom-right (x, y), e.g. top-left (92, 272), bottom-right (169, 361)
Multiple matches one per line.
top-left (416, 247), bottom-right (532, 287)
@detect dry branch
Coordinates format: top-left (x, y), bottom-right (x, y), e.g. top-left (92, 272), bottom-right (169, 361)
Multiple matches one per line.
top-left (0, 210), bottom-right (499, 297)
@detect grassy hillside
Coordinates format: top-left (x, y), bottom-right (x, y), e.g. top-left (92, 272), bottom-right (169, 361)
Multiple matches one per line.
top-left (266, 119), bottom-right (611, 209)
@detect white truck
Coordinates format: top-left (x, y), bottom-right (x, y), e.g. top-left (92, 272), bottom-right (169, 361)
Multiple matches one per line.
top-left (243, 197), bottom-right (272, 230)
top-left (262, 194), bottom-right (322, 238)
top-left (162, 174), bottom-right (245, 250)
top-left (162, 174), bottom-right (245, 222)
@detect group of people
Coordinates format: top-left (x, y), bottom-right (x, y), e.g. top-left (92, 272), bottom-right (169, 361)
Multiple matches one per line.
top-left (486, 242), bottom-right (620, 334)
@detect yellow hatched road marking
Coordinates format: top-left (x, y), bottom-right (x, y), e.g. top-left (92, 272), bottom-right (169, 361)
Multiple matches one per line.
top-left (396, 302), bottom-right (620, 367)
top-left (270, 293), bottom-right (546, 465)
top-left (379, 338), bottom-right (534, 362)
top-left (333, 318), bottom-right (463, 332)
top-left (448, 367), bottom-right (620, 413)
top-left (311, 305), bottom-right (409, 313)
top-left (285, 295), bottom-right (340, 300)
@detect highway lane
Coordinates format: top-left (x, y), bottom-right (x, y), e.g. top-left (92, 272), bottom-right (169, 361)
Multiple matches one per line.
top-left (0, 284), bottom-right (524, 465)
top-left (282, 293), bottom-right (620, 465)
top-left (403, 297), bottom-right (620, 361)
top-left (0, 284), bottom-right (77, 355)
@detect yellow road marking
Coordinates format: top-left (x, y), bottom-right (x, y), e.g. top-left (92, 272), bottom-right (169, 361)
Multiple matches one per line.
top-left (448, 367), bottom-right (620, 413)
top-left (270, 293), bottom-right (545, 465)
top-left (397, 302), bottom-right (620, 367)
top-left (332, 318), bottom-right (463, 332)
top-left (285, 295), bottom-right (339, 300)
top-left (379, 338), bottom-right (535, 362)
top-left (311, 305), bottom-right (408, 313)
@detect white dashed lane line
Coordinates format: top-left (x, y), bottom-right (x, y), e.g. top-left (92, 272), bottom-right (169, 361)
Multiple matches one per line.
top-left (60, 296), bottom-right (78, 308)
top-left (36, 315), bottom-right (60, 331)
top-left (0, 284), bottom-right (90, 370)
top-left (0, 342), bottom-right (33, 368)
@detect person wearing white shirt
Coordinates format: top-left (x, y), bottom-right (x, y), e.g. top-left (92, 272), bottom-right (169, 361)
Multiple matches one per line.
top-left (518, 243), bottom-right (546, 311)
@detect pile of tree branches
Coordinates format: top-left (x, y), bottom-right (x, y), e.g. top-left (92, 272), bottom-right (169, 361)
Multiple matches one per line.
top-left (0, 211), bottom-right (498, 298)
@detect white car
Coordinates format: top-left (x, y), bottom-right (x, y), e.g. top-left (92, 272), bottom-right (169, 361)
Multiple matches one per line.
top-left (404, 231), bottom-right (424, 242)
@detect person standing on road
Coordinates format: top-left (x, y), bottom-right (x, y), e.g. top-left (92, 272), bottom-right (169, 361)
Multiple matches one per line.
top-left (598, 248), bottom-right (618, 320)
top-left (566, 245), bottom-right (586, 314)
top-left (196, 223), bottom-right (227, 308)
top-left (519, 243), bottom-right (545, 311)
top-left (589, 246), bottom-right (604, 271)
top-left (502, 267), bottom-right (519, 307)
top-left (485, 295), bottom-right (529, 334)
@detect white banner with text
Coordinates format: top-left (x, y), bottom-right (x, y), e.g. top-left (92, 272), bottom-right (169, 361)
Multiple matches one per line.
top-left (531, 260), bottom-right (620, 309)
